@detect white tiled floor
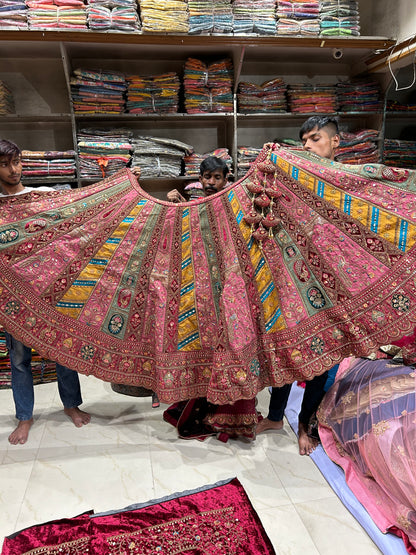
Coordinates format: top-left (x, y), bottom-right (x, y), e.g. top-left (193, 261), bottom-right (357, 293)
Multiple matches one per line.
top-left (0, 375), bottom-right (382, 554)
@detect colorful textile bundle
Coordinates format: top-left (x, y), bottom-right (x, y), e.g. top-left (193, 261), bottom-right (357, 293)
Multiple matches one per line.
top-left (277, 17), bottom-right (320, 35)
top-left (237, 146), bottom-right (262, 177)
top-left (139, 0), bottom-right (189, 34)
top-left (238, 78), bottom-right (287, 113)
top-left (232, 0), bottom-right (277, 35)
top-left (77, 128), bottom-right (132, 179)
top-left (335, 129), bottom-right (380, 165)
top-left (276, 0), bottom-right (319, 35)
top-left (126, 72), bottom-right (180, 114)
top-left (26, 0), bottom-right (87, 29)
top-left (183, 147), bottom-right (232, 176)
top-left (387, 100), bottom-right (416, 112)
top-left (70, 68), bottom-right (127, 114)
top-left (131, 136), bottom-right (193, 178)
top-left (0, 80), bottom-right (14, 115)
top-left (319, 0), bottom-right (360, 36)
top-left (184, 57), bottom-right (233, 114)
top-left (336, 79), bottom-right (382, 112)
top-left (188, 0), bottom-right (233, 34)
top-left (184, 180), bottom-right (205, 200)
top-left (0, 1), bottom-right (28, 29)
top-left (86, 3), bottom-right (140, 31)
top-left (384, 139), bottom-right (416, 169)
top-left (21, 150), bottom-right (77, 178)
top-left (287, 83), bottom-right (337, 113)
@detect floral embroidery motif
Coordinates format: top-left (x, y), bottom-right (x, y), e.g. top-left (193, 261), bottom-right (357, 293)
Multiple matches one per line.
top-left (307, 286), bottom-right (326, 309)
top-left (372, 420), bottom-right (390, 436)
top-left (249, 358), bottom-right (260, 376)
top-left (392, 293), bottom-right (410, 313)
top-left (4, 300), bottom-right (20, 315)
top-left (25, 219), bottom-right (47, 233)
top-left (80, 344), bottom-right (95, 361)
top-left (108, 314), bottom-right (124, 335)
top-left (310, 336), bottom-right (324, 354)
top-left (0, 228), bottom-right (19, 243)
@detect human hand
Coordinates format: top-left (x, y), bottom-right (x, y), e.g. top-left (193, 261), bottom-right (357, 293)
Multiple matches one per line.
top-left (130, 166), bottom-right (141, 179)
top-left (167, 189), bottom-right (186, 203)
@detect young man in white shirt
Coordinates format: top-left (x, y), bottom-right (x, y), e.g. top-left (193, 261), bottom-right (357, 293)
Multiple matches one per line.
top-left (0, 139), bottom-right (91, 444)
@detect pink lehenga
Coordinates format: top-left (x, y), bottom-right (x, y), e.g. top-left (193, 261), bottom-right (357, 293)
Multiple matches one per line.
top-left (318, 356), bottom-right (416, 553)
top-left (0, 144), bottom-right (416, 410)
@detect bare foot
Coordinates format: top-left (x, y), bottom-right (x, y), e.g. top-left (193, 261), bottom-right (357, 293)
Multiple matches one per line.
top-left (8, 419), bottom-right (34, 445)
top-left (64, 407), bottom-right (91, 428)
top-left (298, 421), bottom-right (319, 456)
top-left (256, 417), bottom-right (284, 434)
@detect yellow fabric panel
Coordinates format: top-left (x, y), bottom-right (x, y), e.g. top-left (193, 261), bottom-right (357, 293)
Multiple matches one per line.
top-left (178, 210), bottom-right (200, 351)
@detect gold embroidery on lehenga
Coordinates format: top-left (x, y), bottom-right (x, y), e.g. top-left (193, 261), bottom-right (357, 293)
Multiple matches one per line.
top-left (372, 420), bottom-right (390, 436)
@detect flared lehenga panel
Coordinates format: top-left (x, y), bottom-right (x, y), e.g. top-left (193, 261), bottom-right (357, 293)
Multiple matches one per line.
top-left (0, 144), bottom-right (416, 404)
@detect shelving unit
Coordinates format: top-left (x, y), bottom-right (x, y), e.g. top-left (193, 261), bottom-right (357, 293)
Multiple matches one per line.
top-left (0, 31), bottom-right (399, 195)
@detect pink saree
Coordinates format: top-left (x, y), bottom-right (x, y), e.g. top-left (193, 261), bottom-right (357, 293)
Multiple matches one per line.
top-left (0, 144), bottom-right (416, 405)
top-left (318, 357), bottom-right (416, 553)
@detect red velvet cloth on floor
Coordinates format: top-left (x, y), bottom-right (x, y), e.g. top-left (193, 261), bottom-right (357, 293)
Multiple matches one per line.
top-left (1, 478), bottom-right (275, 554)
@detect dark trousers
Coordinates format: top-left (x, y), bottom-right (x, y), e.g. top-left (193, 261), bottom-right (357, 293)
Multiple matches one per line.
top-left (268, 371), bottom-right (329, 426)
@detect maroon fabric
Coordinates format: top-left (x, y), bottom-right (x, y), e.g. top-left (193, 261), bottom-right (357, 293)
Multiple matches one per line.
top-left (164, 397), bottom-right (258, 441)
top-left (1, 478), bottom-right (275, 554)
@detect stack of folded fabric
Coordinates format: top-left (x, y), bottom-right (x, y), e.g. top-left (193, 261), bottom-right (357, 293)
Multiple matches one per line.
top-left (77, 128), bottom-right (132, 179)
top-left (387, 100), bottom-right (416, 112)
top-left (70, 68), bottom-right (127, 114)
top-left (0, 1), bottom-right (28, 29)
top-left (383, 139), bottom-right (416, 169)
top-left (336, 79), bottom-right (382, 112)
top-left (0, 80), bottom-right (15, 114)
top-left (86, 0), bottom-right (140, 32)
top-left (276, 0), bottom-right (320, 36)
top-left (237, 146), bottom-right (262, 177)
top-left (139, 0), bottom-right (189, 33)
top-left (319, 0), bottom-right (360, 36)
top-left (335, 129), bottom-right (380, 164)
top-left (184, 57), bottom-right (233, 113)
top-left (212, 0), bottom-right (233, 32)
top-left (238, 78), bottom-right (287, 113)
top-left (126, 72), bottom-right (180, 113)
top-left (26, 0), bottom-right (87, 30)
top-left (183, 147), bottom-right (232, 177)
top-left (188, 0), bottom-right (233, 34)
top-left (21, 150), bottom-right (77, 178)
top-left (233, 0), bottom-right (277, 35)
top-left (130, 136), bottom-right (193, 178)
top-left (287, 83), bottom-right (337, 113)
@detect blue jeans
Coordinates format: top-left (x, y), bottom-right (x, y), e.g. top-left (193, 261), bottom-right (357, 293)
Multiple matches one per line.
top-left (5, 332), bottom-right (83, 421)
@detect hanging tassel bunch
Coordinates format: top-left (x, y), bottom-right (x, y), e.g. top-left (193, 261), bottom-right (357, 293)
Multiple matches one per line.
top-left (243, 154), bottom-right (282, 249)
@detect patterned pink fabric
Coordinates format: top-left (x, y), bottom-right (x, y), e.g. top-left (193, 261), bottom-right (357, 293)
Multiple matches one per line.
top-left (318, 357), bottom-right (416, 553)
top-left (0, 144), bottom-right (416, 404)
